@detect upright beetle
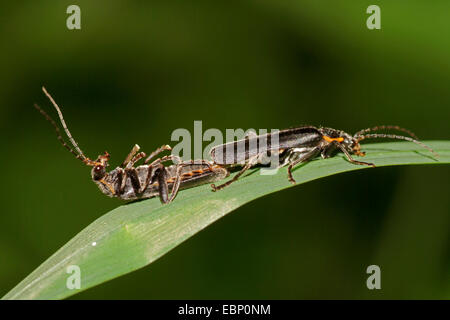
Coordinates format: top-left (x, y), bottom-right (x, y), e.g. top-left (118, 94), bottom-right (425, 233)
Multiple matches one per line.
top-left (209, 125), bottom-right (437, 190)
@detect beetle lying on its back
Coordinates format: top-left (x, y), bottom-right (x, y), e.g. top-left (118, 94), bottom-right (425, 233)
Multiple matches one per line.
top-left (34, 87), bottom-right (228, 204)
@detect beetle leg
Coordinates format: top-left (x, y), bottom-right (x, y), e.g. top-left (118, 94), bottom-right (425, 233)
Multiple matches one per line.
top-left (118, 168), bottom-right (127, 194)
top-left (126, 168), bottom-right (142, 195)
top-left (287, 147), bottom-right (320, 184)
top-left (147, 154), bottom-right (181, 167)
top-left (121, 144), bottom-right (140, 168)
top-left (176, 159), bottom-right (213, 170)
top-left (336, 143), bottom-right (375, 167)
top-left (167, 164), bottom-right (183, 203)
top-left (211, 156), bottom-right (258, 191)
top-left (156, 165), bottom-right (170, 204)
top-left (140, 155), bottom-right (183, 196)
top-left (320, 143), bottom-right (338, 159)
top-left (125, 151), bottom-right (146, 169)
top-left (144, 144), bottom-right (172, 164)
top-left (166, 160), bottom-right (215, 202)
top-left (154, 161), bottom-right (197, 204)
top-left (117, 167), bottom-right (142, 196)
top-left (140, 157), bottom-right (174, 195)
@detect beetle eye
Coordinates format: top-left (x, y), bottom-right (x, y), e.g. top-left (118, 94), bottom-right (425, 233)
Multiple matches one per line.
top-left (95, 165), bottom-right (103, 172)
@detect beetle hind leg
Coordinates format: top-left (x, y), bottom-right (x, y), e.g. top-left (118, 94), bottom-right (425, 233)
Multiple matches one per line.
top-left (211, 157), bottom-right (258, 191)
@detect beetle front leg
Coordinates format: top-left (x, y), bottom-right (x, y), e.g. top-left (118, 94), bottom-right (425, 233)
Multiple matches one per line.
top-left (336, 143), bottom-right (375, 167)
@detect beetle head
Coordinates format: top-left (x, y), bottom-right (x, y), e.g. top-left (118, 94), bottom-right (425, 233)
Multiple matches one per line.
top-left (90, 151), bottom-right (110, 181)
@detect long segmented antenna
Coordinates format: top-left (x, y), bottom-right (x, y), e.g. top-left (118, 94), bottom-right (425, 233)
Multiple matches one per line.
top-left (36, 87), bottom-right (94, 165)
top-left (41, 87), bottom-right (87, 161)
top-left (33, 103), bottom-right (87, 162)
top-left (356, 133), bottom-right (439, 158)
top-left (354, 125), bottom-right (418, 140)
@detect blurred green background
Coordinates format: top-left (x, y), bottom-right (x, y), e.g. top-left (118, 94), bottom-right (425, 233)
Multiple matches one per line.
top-left (0, 0), bottom-right (449, 299)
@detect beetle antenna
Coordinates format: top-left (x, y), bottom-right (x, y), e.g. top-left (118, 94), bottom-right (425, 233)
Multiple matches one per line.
top-left (33, 103), bottom-right (87, 161)
top-left (356, 133), bottom-right (439, 158)
top-left (354, 125), bottom-right (418, 140)
top-left (37, 87), bottom-right (93, 165)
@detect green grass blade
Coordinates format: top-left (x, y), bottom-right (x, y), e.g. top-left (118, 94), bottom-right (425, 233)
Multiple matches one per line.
top-left (3, 141), bottom-right (450, 300)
